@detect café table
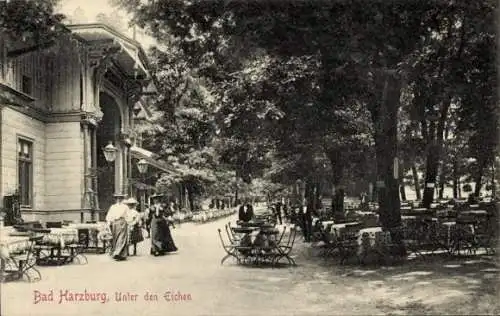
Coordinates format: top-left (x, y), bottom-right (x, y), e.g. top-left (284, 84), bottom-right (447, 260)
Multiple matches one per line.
top-left (67, 222), bottom-right (110, 253)
top-left (357, 227), bottom-right (390, 251)
top-left (1, 233), bottom-right (43, 282)
top-left (461, 210), bottom-right (488, 216)
top-left (328, 222), bottom-right (360, 238)
top-left (35, 228), bottom-right (84, 266)
top-left (237, 221), bottom-right (265, 228)
top-left (321, 220), bottom-right (335, 231)
top-left (232, 227), bottom-right (258, 234)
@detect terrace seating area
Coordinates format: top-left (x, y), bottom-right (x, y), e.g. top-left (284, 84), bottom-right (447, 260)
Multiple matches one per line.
top-left (311, 198), bottom-right (498, 265)
top-left (217, 210), bottom-right (298, 268)
top-left (0, 220), bottom-right (108, 282)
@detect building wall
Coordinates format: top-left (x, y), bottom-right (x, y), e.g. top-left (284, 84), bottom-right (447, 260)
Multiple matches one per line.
top-left (44, 122), bottom-right (83, 213)
top-left (0, 107), bottom-right (46, 216)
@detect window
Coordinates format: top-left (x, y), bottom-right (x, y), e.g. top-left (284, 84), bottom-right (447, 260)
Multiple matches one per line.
top-left (21, 75), bottom-right (32, 95)
top-left (18, 138), bottom-right (33, 207)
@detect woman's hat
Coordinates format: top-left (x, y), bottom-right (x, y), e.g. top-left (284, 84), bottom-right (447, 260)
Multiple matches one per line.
top-left (123, 198), bottom-right (138, 205)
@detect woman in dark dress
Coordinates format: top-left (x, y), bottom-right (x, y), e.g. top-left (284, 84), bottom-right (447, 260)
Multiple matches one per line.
top-left (150, 195), bottom-right (178, 256)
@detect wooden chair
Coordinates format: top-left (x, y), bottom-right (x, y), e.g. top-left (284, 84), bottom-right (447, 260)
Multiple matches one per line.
top-left (217, 228), bottom-right (240, 265)
top-left (273, 226), bottom-right (298, 266)
top-left (5, 236), bottom-right (43, 282)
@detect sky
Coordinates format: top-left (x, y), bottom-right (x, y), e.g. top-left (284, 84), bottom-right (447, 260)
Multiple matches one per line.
top-left (56, 0), bottom-right (156, 48)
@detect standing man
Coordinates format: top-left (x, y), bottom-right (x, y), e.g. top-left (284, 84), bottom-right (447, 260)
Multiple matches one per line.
top-left (238, 198), bottom-right (254, 222)
top-left (301, 197), bottom-right (313, 242)
top-left (275, 200), bottom-right (283, 225)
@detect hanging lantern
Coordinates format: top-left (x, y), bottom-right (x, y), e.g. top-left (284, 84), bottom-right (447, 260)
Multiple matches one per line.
top-left (137, 159), bottom-right (148, 174)
top-left (103, 141), bottom-right (117, 162)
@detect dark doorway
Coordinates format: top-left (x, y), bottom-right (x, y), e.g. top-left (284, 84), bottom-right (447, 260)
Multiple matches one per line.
top-left (96, 92), bottom-right (121, 219)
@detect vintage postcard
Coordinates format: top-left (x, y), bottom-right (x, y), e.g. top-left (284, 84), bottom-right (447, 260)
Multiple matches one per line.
top-left (0, 0), bottom-right (498, 315)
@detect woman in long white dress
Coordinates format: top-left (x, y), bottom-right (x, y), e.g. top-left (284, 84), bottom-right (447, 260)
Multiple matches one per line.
top-left (105, 194), bottom-right (129, 261)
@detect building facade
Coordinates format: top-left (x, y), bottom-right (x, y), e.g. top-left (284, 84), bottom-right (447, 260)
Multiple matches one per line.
top-left (0, 23), bottom-right (165, 223)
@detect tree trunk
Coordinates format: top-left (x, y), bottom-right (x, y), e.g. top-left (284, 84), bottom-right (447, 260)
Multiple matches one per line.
top-left (399, 184), bottom-right (407, 201)
top-left (422, 97), bottom-right (451, 208)
top-left (458, 177), bottom-right (462, 198)
top-left (186, 184), bottom-right (195, 212)
top-left (369, 71), bottom-right (404, 255)
top-left (438, 163), bottom-right (446, 199)
top-left (422, 137), bottom-right (439, 208)
top-left (234, 187), bottom-right (239, 206)
top-left (372, 72), bottom-right (402, 229)
top-left (399, 161), bottom-right (406, 201)
top-left (452, 159), bottom-right (459, 199)
top-left (474, 164), bottom-right (484, 196)
top-left (305, 181), bottom-right (315, 212)
top-left (411, 163), bottom-right (421, 200)
top-left (178, 184), bottom-right (184, 209)
top-left (326, 149), bottom-right (345, 222)
top-left (315, 182), bottom-right (322, 210)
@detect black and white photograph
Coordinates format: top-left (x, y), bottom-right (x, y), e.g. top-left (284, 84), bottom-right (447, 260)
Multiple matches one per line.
top-left (0, 0), bottom-right (498, 315)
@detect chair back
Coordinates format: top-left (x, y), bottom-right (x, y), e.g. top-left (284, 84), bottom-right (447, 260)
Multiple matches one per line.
top-left (276, 226), bottom-right (287, 245)
top-left (217, 228), bottom-right (229, 248)
top-left (46, 221), bottom-right (62, 228)
top-left (287, 226), bottom-right (298, 249)
top-left (225, 225), bottom-right (236, 243)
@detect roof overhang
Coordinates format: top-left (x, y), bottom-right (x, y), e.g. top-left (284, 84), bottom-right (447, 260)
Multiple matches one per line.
top-left (133, 98), bottom-right (153, 121)
top-left (66, 23), bottom-right (151, 80)
top-left (130, 146), bottom-right (180, 176)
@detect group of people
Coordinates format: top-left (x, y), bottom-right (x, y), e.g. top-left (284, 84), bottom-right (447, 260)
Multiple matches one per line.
top-left (105, 193), bottom-right (178, 261)
top-left (268, 197), bottom-right (320, 242)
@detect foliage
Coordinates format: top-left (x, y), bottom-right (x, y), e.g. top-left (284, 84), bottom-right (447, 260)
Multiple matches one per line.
top-left (113, 0), bottom-right (497, 210)
top-left (0, 0), bottom-right (65, 43)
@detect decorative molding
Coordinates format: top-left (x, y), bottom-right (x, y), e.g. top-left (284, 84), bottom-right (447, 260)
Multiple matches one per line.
top-left (81, 111), bottom-right (101, 126)
top-left (0, 82), bottom-right (36, 105)
top-left (3, 102), bottom-right (108, 124)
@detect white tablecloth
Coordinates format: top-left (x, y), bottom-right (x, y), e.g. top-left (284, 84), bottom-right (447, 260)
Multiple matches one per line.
top-left (321, 221), bottom-right (335, 231)
top-left (0, 235), bottom-right (30, 259)
top-left (67, 222), bottom-right (111, 243)
top-left (41, 228), bottom-right (78, 248)
top-left (357, 227), bottom-right (391, 254)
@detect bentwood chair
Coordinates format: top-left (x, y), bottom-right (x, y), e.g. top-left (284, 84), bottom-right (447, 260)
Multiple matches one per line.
top-left (217, 228), bottom-right (240, 265)
top-left (273, 226), bottom-right (298, 266)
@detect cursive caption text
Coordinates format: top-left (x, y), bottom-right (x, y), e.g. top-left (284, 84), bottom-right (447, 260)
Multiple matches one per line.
top-left (33, 290), bottom-right (193, 304)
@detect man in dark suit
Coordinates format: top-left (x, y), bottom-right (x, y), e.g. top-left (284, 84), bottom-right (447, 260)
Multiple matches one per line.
top-left (274, 201), bottom-right (283, 225)
top-left (238, 200), bottom-right (254, 222)
top-left (300, 197), bottom-right (313, 242)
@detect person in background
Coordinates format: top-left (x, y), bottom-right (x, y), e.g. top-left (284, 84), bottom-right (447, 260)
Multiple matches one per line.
top-left (142, 204), bottom-right (150, 238)
top-left (282, 198), bottom-right (289, 223)
top-left (301, 197), bottom-right (313, 242)
top-left (167, 200), bottom-right (178, 228)
top-left (238, 198), bottom-right (254, 222)
top-left (275, 200), bottom-right (283, 225)
top-left (150, 194), bottom-right (178, 256)
top-left (124, 198), bottom-right (143, 256)
top-left (105, 193), bottom-right (129, 261)
top-left (144, 201), bottom-right (154, 239)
